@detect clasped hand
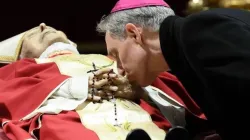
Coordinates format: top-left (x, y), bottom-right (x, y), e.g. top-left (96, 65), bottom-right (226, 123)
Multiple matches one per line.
top-left (87, 67), bottom-right (133, 102)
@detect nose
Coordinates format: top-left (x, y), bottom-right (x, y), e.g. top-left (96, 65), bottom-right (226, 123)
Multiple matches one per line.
top-left (39, 23), bottom-right (47, 31)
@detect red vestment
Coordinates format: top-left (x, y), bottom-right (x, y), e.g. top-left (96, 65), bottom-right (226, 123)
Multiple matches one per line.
top-left (0, 59), bottom-right (206, 140)
top-left (152, 72), bottom-right (206, 120)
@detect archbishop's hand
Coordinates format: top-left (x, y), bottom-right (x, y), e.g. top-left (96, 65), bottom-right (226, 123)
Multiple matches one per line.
top-left (110, 75), bottom-right (138, 101)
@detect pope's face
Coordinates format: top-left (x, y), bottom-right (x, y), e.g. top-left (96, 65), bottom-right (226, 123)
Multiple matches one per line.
top-left (21, 23), bottom-right (69, 58)
top-left (105, 32), bottom-right (155, 87)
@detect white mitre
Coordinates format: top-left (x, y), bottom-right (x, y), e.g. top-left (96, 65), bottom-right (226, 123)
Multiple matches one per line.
top-left (0, 32), bottom-right (25, 64)
top-left (0, 29), bottom-right (77, 64)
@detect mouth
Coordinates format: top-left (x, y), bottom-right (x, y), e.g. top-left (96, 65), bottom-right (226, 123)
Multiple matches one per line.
top-left (44, 30), bottom-right (56, 35)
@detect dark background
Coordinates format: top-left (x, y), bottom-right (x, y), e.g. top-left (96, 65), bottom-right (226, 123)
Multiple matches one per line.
top-left (0, 0), bottom-right (189, 54)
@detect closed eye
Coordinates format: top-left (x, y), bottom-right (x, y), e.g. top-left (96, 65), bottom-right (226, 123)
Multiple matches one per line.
top-left (26, 27), bottom-right (40, 39)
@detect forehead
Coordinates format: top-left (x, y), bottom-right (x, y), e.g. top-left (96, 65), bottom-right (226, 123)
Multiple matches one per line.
top-left (105, 32), bottom-right (122, 52)
top-left (24, 26), bottom-right (56, 37)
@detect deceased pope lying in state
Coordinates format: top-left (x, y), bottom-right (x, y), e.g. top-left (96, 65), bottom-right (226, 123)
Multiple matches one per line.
top-left (0, 23), bottom-right (192, 140)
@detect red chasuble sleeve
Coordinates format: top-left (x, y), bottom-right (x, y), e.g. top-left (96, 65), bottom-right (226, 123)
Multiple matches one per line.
top-left (0, 58), bottom-right (69, 121)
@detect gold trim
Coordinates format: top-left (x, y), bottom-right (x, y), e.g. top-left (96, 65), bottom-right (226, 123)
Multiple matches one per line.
top-left (76, 99), bottom-right (166, 140)
top-left (15, 33), bottom-right (26, 60)
top-left (45, 54), bottom-right (114, 68)
top-left (0, 33), bottom-right (26, 63)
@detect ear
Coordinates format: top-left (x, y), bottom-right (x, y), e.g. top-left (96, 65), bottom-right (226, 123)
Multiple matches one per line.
top-left (125, 23), bottom-right (142, 45)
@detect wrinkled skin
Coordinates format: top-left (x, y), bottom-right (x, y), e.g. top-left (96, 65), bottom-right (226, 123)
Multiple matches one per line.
top-left (20, 23), bottom-right (69, 58)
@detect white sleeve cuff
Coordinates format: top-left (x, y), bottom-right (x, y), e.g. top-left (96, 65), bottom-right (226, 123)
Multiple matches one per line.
top-left (68, 75), bottom-right (89, 101)
top-left (144, 86), bottom-right (186, 127)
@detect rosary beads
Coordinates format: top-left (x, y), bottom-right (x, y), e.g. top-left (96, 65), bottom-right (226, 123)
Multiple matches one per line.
top-left (88, 63), bottom-right (120, 126)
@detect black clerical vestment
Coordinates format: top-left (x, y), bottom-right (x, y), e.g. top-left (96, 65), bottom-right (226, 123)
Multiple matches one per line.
top-left (160, 8), bottom-right (250, 139)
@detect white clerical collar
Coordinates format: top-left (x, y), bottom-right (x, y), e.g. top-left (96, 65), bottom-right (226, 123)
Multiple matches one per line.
top-left (39, 42), bottom-right (80, 59)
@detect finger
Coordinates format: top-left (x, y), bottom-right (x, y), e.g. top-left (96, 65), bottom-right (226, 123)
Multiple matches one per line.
top-left (97, 90), bottom-right (114, 99)
top-left (89, 79), bottom-right (104, 87)
top-left (101, 73), bottom-right (117, 79)
top-left (114, 90), bottom-right (124, 98)
top-left (97, 90), bottom-right (104, 95)
top-left (113, 76), bottom-right (128, 84)
top-left (102, 85), bottom-right (118, 91)
top-left (96, 90), bottom-right (109, 97)
top-left (114, 90), bottom-right (123, 95)
top-left (87, 94), bottom-right (101, 101)
top-left (108, 95), bottom-right (114, 99)
top-left (88, 74), bottom-right (96, 86)
top-left (88, 88), bottom-right (98, 94)
top-left (101, 89), bottom-right (113, 96)
top-left (107, 92), bottom-right (113, 96)
top-left (94, 67), bottom-right (114, 76)
top-left (94, 79), bottom-right (109, 88)
top-left (89, 73), bottom-right (94, 80)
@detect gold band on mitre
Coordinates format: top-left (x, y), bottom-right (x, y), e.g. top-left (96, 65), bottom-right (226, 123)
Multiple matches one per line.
top-left (0, 32), bottom-right (26, 64)
top-left (0, 28), bottom-right (77, 64)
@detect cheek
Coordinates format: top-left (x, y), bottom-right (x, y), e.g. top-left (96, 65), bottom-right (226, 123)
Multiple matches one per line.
top-left (119, 45), bottom-right (148, 73)
top-left (22, 38), bottom-right (47, 58)
top-left (28, 43), bottom-right (46, 58)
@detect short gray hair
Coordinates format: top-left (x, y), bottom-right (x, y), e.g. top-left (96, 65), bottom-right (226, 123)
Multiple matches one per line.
top-left (96, 6), bottom-right (175, 39)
